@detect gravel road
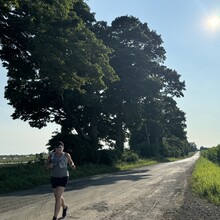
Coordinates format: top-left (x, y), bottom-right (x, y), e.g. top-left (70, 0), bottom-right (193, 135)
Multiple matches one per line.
top-left (1, 152), bottom-right (215, 220)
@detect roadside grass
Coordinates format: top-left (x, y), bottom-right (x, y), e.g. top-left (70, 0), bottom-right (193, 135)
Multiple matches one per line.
top-left (0, 160), bottom-right (154, 194)
top-left (116, 158), bottom-right (158, 170)
top-left (0, 154), bottom-right (193, 194)
top-left (0, 163), bottom-right (50, 193)
top-left (192, 156), bottom-right (220, 205)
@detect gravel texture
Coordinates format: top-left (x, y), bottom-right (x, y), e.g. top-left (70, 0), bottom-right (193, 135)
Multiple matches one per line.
top-left (170, 168), bottom-right (220, 220)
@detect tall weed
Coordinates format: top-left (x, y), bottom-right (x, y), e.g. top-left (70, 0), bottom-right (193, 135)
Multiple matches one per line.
top-left (192, 156), bottom-right (220, 205)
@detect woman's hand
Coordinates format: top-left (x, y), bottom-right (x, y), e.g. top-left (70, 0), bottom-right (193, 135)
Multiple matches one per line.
top-left (48, 163), bottom-right (54, 169)
top-left (45, 162), bottom-right (53, 169)
top-left (71, 163), bottom-right (76, 170)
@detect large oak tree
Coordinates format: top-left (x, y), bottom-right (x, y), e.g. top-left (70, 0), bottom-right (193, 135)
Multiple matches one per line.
top-left (0, 0), bottom-right (118, 158)
top-left (92, 16), bottom-right (186, 154)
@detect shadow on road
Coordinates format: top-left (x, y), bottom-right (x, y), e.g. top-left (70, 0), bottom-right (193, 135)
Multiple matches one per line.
top-left (66, 167), bottom-right (152, 192)
top-left (1, 167), bottom-right (152, 197)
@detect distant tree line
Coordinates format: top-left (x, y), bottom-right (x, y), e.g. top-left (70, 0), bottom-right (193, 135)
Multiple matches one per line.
top-left (0, 0), bottom-right (196, 164)
top-left (201, 145), bottom-right (220, 165)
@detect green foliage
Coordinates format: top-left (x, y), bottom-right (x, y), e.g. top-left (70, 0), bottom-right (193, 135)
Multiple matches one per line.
top-left (97, 149), bottom-right (118, 165)
top-left (1, 0), bottom-right (117, 129)
top-left (92, 16), bottom-right (167, 153)
top-left (162, 142), bottom-right (182, 158)
top-left (200, 145), bottom-right (220, 165)
top-left (0, 163), bottom-right (50, 193)
top-left (161, 136), bottom-right (191, 157)
top-left (1, 3), bottom-right (188, 162)
top-left (116, 158), bottom-right (158, 170)
top-left (160, 96), bottom-right (187, 140)
top-left (92, 16), bottom-right (186, 158)
top-left (192, 156), bottom-right (220, 205)
top-left (131, 142), bottom-right (160, 157)
top-left (120, 150), bottom-right (139, 163)
top-left (35, 153), bottom-right (47, 165)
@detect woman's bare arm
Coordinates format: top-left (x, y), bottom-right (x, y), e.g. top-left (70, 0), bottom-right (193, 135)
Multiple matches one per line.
top-left (67, 153), bottom-right (76, 170)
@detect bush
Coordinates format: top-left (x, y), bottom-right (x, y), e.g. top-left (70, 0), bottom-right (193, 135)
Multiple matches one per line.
top-left (97, 149), bottom-right (117, 165)
top-left (162, 142), bottom-right (182, 158)
top-left (139, 143), bottom-right (160, 157)
top-left (121, 150), bottom-right (139, 163)
top-left (201, 145), bottom-right (220, 164)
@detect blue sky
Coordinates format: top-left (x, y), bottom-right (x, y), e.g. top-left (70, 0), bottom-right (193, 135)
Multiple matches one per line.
top-left (1, 0), bottom-right (220, 154)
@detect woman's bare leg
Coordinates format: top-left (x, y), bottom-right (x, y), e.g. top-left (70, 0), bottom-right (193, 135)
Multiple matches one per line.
top-left (61, 196), bottom-right (67, 208)
top-left (53, 186), bottom-right (65, 218)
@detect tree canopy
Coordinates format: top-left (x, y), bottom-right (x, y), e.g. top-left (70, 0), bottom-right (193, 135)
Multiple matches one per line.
top-left (0, 0), bottom-right (195, 163)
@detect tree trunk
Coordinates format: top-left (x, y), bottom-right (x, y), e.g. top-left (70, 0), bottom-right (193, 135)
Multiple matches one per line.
top-left (144, 123), bottom-right (151, 144)
top-left (90, 110), bottom-right (98, 150)
top-left (115, 113), bottom-right (124, 153)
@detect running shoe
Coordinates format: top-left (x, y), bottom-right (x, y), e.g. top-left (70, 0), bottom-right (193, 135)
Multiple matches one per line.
top-left (62, 206), bottom-right (68, 218)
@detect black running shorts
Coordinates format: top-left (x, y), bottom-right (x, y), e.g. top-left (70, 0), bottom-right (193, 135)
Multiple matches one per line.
top-left (51, 176), bottom-right (69, 188)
